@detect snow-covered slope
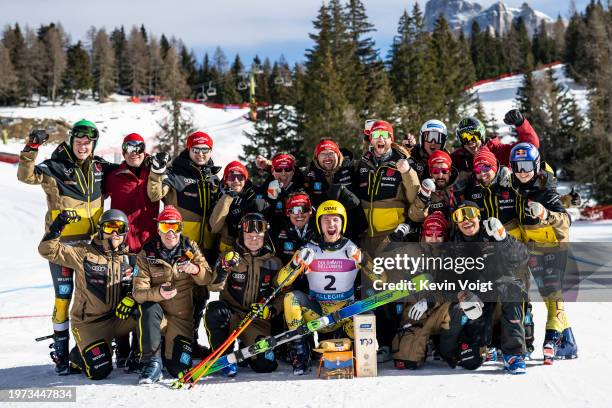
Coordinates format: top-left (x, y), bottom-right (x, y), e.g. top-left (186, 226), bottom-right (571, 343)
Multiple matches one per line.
top-left (0, 96), bottom-right (252, 168)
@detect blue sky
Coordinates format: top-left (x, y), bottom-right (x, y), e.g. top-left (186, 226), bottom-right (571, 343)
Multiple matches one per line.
top-left (3, 1), bottom-right (589, 65)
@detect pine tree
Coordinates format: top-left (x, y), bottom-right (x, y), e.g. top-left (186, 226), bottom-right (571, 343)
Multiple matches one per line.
top-left (147, 36), bottom-right (163, 95)
top-left (229, 54), bottom-right (247, 103)
top-left (37, 23), bottom-right (67, 102)
top-left (110, 26), bottom-right (130, 93)
top-left (127, 26), bottom-right (149, 96)
top-left (91, 29), bottom-right (116, 101)
top-left (18, 28), bottom-right (44, 106)
top-left (0, 42), bottom-right (18, 104)
top-left (62, 41), bottom-right (92, 103)
top-left (179, 43), bottom-right (198, 91)
top-left (515, 71), bottom-right (537, 121)
top-left (159, 34), bottom-right (170, 59)
top-left (504, 17), bottom-right (534, 72)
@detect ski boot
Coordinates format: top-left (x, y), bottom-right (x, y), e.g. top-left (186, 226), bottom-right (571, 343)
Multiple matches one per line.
top-left (376, 346), bottom-right (391, 363)
top-left (556, 327), bottom-right (578, 360)
top-left (524, 303), bottom-right (535, 360)
top-left (289, 338), bottom-right (311, 376)
top-left (124, 350), bottom-right (143, 374)
top-left (221, 363), bottom-right (238, 377)
top-left (502, 354), bottom-right (526, 375)
top-left (114, 335), bottom-right (131, 369)
top-left (139, 357), bottom-right (163, 384)
top-left (49, 330), bottom-right (70, 375)
top-left (543, 329), bottom-right (562, 365)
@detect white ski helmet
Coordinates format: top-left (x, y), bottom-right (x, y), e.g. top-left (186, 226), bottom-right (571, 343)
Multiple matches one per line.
top-left (420, 119), bottom-right (448, 148)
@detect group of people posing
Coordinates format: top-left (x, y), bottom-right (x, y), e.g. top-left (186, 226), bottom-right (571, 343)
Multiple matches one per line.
top-left (17, 109), bottom-right (578, 384)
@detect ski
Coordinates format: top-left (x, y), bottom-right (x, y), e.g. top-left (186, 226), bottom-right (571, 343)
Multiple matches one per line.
top-left (182, 273), bottom-right (429, 385)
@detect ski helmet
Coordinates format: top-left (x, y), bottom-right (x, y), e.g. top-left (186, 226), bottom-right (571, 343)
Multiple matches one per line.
top-left (97, 209), bottom-right (129, 239)
top-left (420, 119), bottom-right (448, 148)
top-left (68, 119), bottom-right (99, 148)
top-left (509, 142), bottom-right (540, 174)
top-left (456, 117), bottom-right (485, 145)
top-left (315, 200), bottom-right (347, 234)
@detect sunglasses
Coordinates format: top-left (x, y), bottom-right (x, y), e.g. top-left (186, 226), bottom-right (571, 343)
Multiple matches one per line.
top-left (473, 164), bottom-right (493, 174)
top-left (287, 205), bottom-right (311, 216)
top-left (226, 173), bottom-right (245, 182)
top-left (158, 221), bottom-right (183, 234)
top-left (191, 146), bottom-right (210, 155)
top-left (423, 131), bottom-right (444, 144)
top-left (273, 166), bottom-right (294, 173)
top-left (122, 141), bottom-right (145, 154)
top-left (431, 167), bottom-right (450, 175)
top-left (101, 220), bottom-right (128, 235)
top-left (243, 219), bottom-right (267, 234)
top-left (459, 131), bottom-right (481, 145)
top-left (511, 161), bottom-right (536, 174)
top-left (72, 126), bottom-right (99, 141)
top-left (423, 230), bottom-right (445, 238)
top-left (452, 206), bottom-right (481, 223)
top-left (371, 130), bottom-right (391, 140)
top-left (318, 151), bottom-right (337, 159)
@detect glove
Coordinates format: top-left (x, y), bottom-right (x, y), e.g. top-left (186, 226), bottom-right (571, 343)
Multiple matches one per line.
top-left (483, 217), bottom-right (507, 241)
top-left (418, 178), bottom-right (436, 201)
top-left (27, 129), bottom-right (49, 149)
top-left (390, 223), bottom-right (414, 241)
top-left (254, 197), bottom-right (270, 212)
top-left (267, 180), bottom-right (281, 199)
top-left (221, 185), bottom-right (238, 198)
top-left (255, 155), bottom-right (271, 170)
top-left (151, 151), bottom-right (170, 174)
top-left (408, 299), bottom-right (428, 321)
top-left (115, 296), bottom-right (136, 320)
top-left (503, 109), bottom-right (524, 127)
top-left (396, 159), bottom-right (410, 174)
top-left (49, 209), bottom-right (81, 234)
top-left (293, 247), bottom-right (315, 267)
top-left (250, 303), bottom-right (272, 320)
top-left (498, 166), bottom-right (512, 188)
top-left (570, 187), bottom-right (581, 207)
top-left (526, 201), bottom-right (548, 221)
top-left (459, 291), bottom-right (484, 320)
top-left (328, 184), bottom-right (360, 210)
top-left (220, 251), bottom-right (240, 270)
top-left (403, 133), bottom-right (417, 148)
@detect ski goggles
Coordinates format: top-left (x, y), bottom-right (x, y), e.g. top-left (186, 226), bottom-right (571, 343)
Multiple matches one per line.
top-left (72, 126), bottom-right (99, 141)
top-left (273, 166), bottom-right (294, 173)
top-left (451, 206), bottom-right (481, 223)
top-left (370, 130), bottom-right (391, 140)
top-left (158, 221), bottom-right (183, 234)
top-left (242, 219), bottom-right (268, 234)
top-left (122, 140), bottom-right (145, 154)
top-left (191, 146), bottom-right (211, 155)
top-left (226, 172), bottom-right (245, 182)
top-left (423, 229), bottom-right (446, 239)
top-left (511, 161), bottom-right (536, 174)
top-left (101, 220), bottom-right (128, 235)
top-left (422, 131), bottom-right (445, 144)
top-left (287, 205), bottom-right (311, 216)
top-left (459, 131), bottom-right (481, 145)
top-left (473, 164), bottom-right (493, 174)
top-left (431, 167), bottom-right (450, 175)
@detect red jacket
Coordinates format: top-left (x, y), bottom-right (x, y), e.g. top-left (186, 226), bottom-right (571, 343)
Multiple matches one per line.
top-left (104, 161), bottom-right (159, 253)
top-left (451, 119), bottom-right (540, 173)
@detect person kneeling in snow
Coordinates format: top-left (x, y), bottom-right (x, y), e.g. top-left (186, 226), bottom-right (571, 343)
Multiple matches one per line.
top-left (38, 209), bottom-right (137, 380)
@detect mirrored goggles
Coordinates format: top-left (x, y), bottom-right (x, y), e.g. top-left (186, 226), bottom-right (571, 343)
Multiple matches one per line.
top-left (431, 167), bottom-right (450, 175)
top-left (191, 146), bottom-right (211, 155)
top-left (287, 205), bottom-right (311, 216)
top-left (101, 220), bottom-right (128, 235)
top-left (459, 131), bottom-right (481, 145)
top-left (242, 219), bottom-right (268, 234)
top-left (158, 221), bottom-right (183, 234)
top-left (451, 206), bottom-right (481, 223)
top-left (122, 141), bottom-right (145, 154)
top-left (370, 130), bottom-right (391, 140)
top-left (423, 131), bottom-right (444, 144)
top-left (473, 164), bottom-right (493, 174)
top-left (511, 160), bottom-right (536, 174)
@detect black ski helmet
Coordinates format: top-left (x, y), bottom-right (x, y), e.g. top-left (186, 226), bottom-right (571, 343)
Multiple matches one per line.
top-left (98, 209), bottom-right (129, 239)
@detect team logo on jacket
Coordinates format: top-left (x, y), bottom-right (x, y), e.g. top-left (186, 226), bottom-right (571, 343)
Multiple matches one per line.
top-left (284, 241), bottom-right (294, 251)
top-left (313, 182), bottom-right (322, 191)
top-left (528, 256), bottom-right (538, 268)
top-left (231, 272), bottom-right (246, 281)
top-left (386, 168), bottom-right (395, 177)
top-left (146, 255), bottom-right (163, 265)
top-left (63, 168), bottom-right (74, 176)
top-left (58, 284), bottom-right (71, 295)
top-left (94, 163), bottom-right (103, 172)
top-left (501, 191), bottom-right (510, 199)
top-left (263, 275), bottom-right (271, 283)
top-left (276, 201), bottom-right (283, 210)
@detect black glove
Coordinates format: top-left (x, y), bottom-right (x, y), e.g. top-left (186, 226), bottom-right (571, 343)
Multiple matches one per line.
top-left (151, 151), bottom-right (170, 174)
top-left (27, 129), bottom-right (49, 149)
top-left (503, 109), bottom-right (524, 127)
top-left (328, 183), bottom-right (360, 210)
top-left (221, 185), bottom-right (238, 198)
top-left (49, 209), bottom-right (81, 235)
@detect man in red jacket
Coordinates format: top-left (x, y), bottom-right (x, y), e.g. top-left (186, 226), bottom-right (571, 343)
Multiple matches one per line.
top-left (104, 133), bottom-right (160, 253)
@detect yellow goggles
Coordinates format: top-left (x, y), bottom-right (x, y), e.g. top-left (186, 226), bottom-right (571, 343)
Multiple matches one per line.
top-left (451, 206), bottom-right (480, 223)
top-left (459, 131), bottom-right (481, 144)
top-left (158, 221), bottom-right (183, 234)
top-left (101, 220), bottom-right (128, 235)
top-left (371, 130), bottom-right (391, 139)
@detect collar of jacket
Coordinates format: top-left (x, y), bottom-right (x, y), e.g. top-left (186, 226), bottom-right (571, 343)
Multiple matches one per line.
top-left (317, 236), bottom-right (349, 251)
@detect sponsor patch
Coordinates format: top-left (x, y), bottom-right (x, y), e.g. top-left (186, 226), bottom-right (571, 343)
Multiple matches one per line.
top-left (58, 284), bottom-right (71, 295)
top-left (283, 241), bottom-right (294, 251)
top-left (313, 182), bottom-right (322, 191)
top-left (180, 352), bottom-right (191, 365)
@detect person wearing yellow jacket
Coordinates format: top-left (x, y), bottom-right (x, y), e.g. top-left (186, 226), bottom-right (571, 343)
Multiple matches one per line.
top-left (17, 120), bottom-right (113, 375)
top-left (509, 142), bottom-right (577, 364)
top-left (356, 120), bottom-right (429, 255)
top-left (38, 209), bottom-right (137, 380)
